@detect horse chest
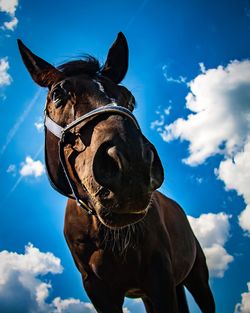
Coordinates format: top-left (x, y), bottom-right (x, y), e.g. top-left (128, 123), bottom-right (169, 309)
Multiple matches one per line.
top-left (88, 248), bottom-right (142, 284)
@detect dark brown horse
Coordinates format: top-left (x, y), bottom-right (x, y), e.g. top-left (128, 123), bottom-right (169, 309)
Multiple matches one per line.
top-left (18, 33), bottom-right (215, 313)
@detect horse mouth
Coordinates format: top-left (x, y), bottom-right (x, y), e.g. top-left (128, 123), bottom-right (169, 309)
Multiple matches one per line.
top-left (97, 207), bottom-right (148, 229)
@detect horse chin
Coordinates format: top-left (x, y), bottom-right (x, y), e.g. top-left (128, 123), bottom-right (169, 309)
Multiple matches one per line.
top-left (96, 206), bottom-right (148, 229)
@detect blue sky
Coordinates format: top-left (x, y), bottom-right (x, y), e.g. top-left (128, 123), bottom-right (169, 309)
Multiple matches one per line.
top-left (0, 0), bottom-right (250, 312)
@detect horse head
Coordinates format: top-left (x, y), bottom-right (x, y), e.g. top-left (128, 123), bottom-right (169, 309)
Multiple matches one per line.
top-left (18, 33), bottom-right (164, 228)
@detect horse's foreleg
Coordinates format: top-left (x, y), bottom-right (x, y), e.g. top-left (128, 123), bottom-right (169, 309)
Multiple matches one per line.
top-left (142, 278), bottom-right (189, 313)
top-left (142, 297), bottom-right (155, 313)
top-left (82, 272), bottom-right (124, 313)
top-left (183, 241), bottom-right (215, 313)
top-left (176, 285), bottom-right (190, 313)
top-left (144, 252), bottom-right (179, 313)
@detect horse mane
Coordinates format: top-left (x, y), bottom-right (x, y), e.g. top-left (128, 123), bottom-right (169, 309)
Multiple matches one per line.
top-left (57, 55), bottom-right (101, 77)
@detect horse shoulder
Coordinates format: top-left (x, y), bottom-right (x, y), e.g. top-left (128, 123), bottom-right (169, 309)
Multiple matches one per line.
top-left (152, 191), bottom-right (197, 284)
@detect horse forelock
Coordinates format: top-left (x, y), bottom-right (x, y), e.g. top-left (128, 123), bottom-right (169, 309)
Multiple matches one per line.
top-left (42, 56), bottom-right (102, 87)
top-left (57, 56), bottom-right (101, 78)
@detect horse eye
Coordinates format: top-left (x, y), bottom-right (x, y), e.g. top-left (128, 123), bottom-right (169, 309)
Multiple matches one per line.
top-left (127, 95), bottom-right (135, 111)
top-left (51, 86), bottom-right (68, 108)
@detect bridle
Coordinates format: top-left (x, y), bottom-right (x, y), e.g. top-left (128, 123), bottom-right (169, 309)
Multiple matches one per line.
top-left (44, 79), bottom-right (141, 216)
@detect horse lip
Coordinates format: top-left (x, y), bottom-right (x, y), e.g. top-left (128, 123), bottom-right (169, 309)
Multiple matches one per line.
top-left (98, 206), bottom-right (148, 218)
top-left (113, 208), bottom-right (148, 215)
top-left (96, 206), bottom-right (148, 229)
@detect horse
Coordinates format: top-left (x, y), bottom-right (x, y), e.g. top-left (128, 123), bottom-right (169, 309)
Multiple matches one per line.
top-left (18, 32), bottom-right (215, 313)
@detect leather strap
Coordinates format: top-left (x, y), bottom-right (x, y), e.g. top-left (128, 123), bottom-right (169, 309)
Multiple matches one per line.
top-left (44, 104), bottom-right (140, 139)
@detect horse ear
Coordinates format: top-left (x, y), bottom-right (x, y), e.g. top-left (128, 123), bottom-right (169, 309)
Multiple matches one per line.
top-left (17, 39), bottom-right (63, 87)
top-left (101, 32), bottom-right (128, 84)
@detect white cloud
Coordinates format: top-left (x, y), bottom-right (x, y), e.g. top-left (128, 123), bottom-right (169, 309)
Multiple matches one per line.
top-left (235, 282), bottom-right (250, 313)
top-left (6, 164), bottom-right (16, 175)
top-left (0, 0), bottom-right (19, 31)
top-left (35, 119), bottom-right (44, 132)
top-left (216, 140), bottom-right (250, 234)
top-left (0, 0), bottom-right (18, 15)
top-left (3, 16), bottom-right (18, 30)
top-left (188, 212), bottom-right (233, 277)
top-left (238, 205), bottom-right (250, 235)
top-left (151, 105), bottom-right (172, 134)
top-left (0, 57), bottom-right (12, 86)
top-left (124, 298), bottom-right (144, 313)
top-left (203, 244), bottom-right (233, 278)
top-left (0, 244), bottom-right (96, 313)
top-left (156, 59), bottom-right (250, 234)
top-left (0, 244), bottom-right (63, 281)
top-left (196, 177), bottom-right (203, 184)
top-left (164, 105), bottom-right (172, 115)
top-left (162, 60), bottom-right (250, 166)
top-left (20, 156), bottom-right (45, 177)
top-left (188, 212), bottom-right (231, 247)
top-left (151, 114), bottom-right (165, 130)
top-left (52, 297), bottom-right (95, 313)
top-left (0, 243), bottom-right (62, 312)
top-left (162, 65), bottom-right (187, 84)
top-left (199, 62), bottom-right (206, 74)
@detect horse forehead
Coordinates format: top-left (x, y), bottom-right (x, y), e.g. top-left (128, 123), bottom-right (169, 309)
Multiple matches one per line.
top-left (48, 75), bottom-right (95, 93)
top-left (90, 116), bottom-right (139, 145)
top-left (66, 76), bottom-right (97, 92)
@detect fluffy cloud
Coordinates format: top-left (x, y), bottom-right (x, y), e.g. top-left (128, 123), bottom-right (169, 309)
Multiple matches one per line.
top-left (216, 141), bottom-right (250, 234)
top-left (0, 58), bottom-right (12, 86)
top-left (3, 16), bottom-right (18, 30)
top-left (151, 104), bottom-right (172, 134)
top-left (188, 212), bottom-right (233, 277)
top-left (34, 119), bottom-right (44, 132)
top-left (156, 59), bottom-right (250, 234)
top-left (203, 244), bottom-right (233, 278)
top-left (0, 244), bottom-right (96, 313)
top-left (0, 243), bottom-right (62, 312)
top-left (0, 0), bottom-right (18, 15)
top-left (162, 60), bottom-right (250, 165)
top-left (6, 164), bottom-right (16, 175)
top-left (124, 298), bottom-right (144, 313)
top-left (20, 156), bottom-right (45, 177)
top-left (52, 298), bottom-right (95, 313)
top-left (162, 65), bottom-right (187, 84)
top-left (0, 0), bottom-right (19, 31)
top-left (235, 282), bottom-right (250, 313)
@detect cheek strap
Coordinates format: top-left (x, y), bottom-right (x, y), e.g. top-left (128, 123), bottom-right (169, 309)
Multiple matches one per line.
top-left (59, 136), bottom-right (96, 215)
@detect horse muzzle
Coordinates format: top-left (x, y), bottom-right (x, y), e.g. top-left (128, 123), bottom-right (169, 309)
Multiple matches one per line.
top-left (92, 138), bottom-right (164, 197)
top-left (90, 130), bottom-right (164, 227)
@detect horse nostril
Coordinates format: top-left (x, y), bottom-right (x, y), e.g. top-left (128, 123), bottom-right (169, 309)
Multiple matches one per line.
top-left (148, 146), bottom-right (164, 191)
top-left (92, 143), bottom-right (124, 189)
top-left (141, 141), bottom-right (164, 191)
top-left (97, 187), bottom-right (110, 198)
top-left (107, 146), bottom-right (129, 172)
